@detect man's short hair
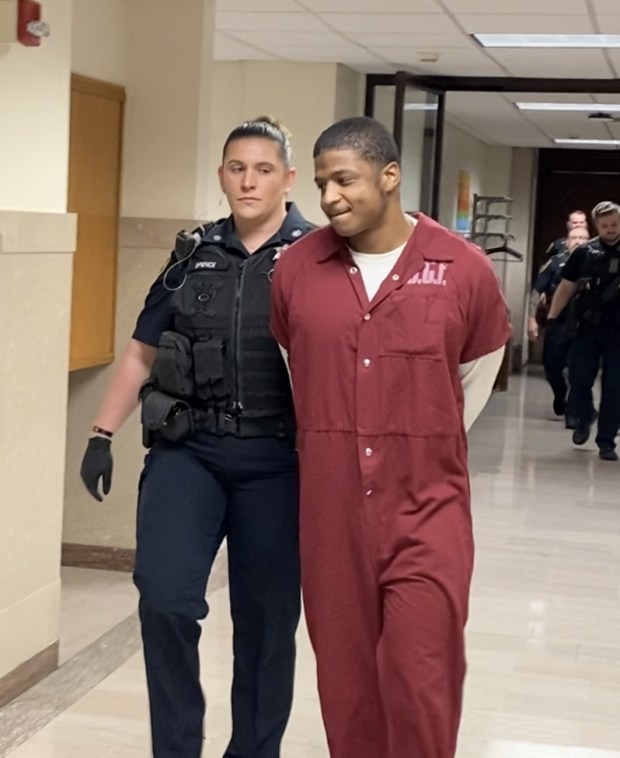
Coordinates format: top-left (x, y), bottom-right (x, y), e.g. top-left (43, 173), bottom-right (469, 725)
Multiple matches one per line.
top-left (313, 116), bottom-right (401, 168)
top-left (592, 201), bottom-right (620, 220)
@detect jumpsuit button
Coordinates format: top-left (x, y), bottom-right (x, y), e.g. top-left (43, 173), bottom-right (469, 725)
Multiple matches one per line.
top-left (363, 358), bottom-right (371, 367)
top-left (363, 313), bottom-right (371, 321)
top-left (366, 489), bottom-right (373, 497)
top-left (392, 274), bottom-right (400, 281)
top-left (350, 266), bottom-right (358, 274)
top-left (365, 447), bottom-right (373, 457)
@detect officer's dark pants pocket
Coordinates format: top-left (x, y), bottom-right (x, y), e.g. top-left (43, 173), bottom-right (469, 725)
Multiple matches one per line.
top-left (152, 331), bottom-right (195, 398)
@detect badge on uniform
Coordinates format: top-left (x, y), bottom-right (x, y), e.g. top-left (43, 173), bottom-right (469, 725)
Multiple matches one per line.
top-left (273, 244), bottom-right (289, 261)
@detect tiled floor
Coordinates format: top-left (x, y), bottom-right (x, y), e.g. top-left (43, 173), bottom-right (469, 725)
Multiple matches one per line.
top-left (59, 567), bottom-right (138, 664)
top-left (8, 375), bottom-right (620, 757)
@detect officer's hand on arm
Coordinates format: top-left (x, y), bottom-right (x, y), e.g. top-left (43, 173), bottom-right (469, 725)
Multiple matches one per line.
top-left (527, 317), bottom-right (539, 341)
top-left (79, 339), bottom-right (158, 502)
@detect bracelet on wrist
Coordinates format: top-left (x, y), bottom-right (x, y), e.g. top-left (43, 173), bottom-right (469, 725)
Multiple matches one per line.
top-left (92, 426), bottom-right (113, 439)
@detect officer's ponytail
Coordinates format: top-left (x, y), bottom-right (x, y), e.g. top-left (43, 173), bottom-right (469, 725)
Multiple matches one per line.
top-left (223, 116), bottom-right (293, 169)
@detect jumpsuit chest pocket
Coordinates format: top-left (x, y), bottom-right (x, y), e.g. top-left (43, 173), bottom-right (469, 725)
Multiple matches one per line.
top-left (378, 293), bottom-right (458, 436)
top-left (380, 293), bottom-right (445, 359)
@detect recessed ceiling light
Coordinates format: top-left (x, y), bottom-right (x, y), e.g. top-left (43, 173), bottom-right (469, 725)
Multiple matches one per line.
top-left (474, 34), bottom-right (620, 48)
top-left (515, 102), bottom-right (620, 112)
top-left (553, 138), bottom-right (620, 146)
top-left (404, 103), bottom-right (438, 111)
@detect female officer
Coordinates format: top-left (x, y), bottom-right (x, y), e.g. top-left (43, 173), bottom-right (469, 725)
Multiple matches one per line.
top-left (79, 117), bottom-right (313, 758)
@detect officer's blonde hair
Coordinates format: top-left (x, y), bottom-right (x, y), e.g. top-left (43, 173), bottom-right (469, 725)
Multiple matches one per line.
top-left (223, 116), bottom-right (293, 169)
top-left (592, 201), bottom-right (620, 220)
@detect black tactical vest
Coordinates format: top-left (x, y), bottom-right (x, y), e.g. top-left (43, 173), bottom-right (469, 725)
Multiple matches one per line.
top-left (149, 212), bottom-right (312, 438)
top-left (575, 238), bottom-right (620, 329)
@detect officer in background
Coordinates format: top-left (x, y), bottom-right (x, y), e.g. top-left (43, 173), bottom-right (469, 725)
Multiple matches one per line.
top-left (79, 117), bottom-right (314, 757)
top-left (548, 200), bottom-right (620, 461)
top-left (544, 209), bottom-right (588, 259)
top-left (528, 224), bottom-right (590, 425)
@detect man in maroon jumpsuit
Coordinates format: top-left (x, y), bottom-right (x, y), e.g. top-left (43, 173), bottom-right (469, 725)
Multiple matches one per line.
top-left (270, 117), bottom-right (511, 758)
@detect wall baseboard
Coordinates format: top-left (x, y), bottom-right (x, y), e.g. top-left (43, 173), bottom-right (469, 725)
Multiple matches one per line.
top-left (0, 642), bottom-right (59, 709)
top-left (61, 543), bottom-right (135, 573)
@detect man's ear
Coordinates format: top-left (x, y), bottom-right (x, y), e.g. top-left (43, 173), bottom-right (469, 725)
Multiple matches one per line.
top-left (381, 161), bottom-right (401, 194)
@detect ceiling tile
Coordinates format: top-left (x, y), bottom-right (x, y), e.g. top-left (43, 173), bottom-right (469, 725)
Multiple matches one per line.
top-left (592, 0), bottom-right (620, 13)
top-left (488, 48), bottom-right (613, 78)
top-left (216, 11), bottom-right (326, 32)
top-left (214, 33), bottom-right (273, 60)
top-left (318, 13), bottom-right (461, 34)
top-left (373, 48), bottom-right (504, 76)
top-left (229, 30), bottom-right (347, 47)
top-left (457, 13), bottom-right (594, 34)
top-left (593, 16), bottom-right (620, 33)
top-left (272, 44), bottom-right (374, 62)
top-left (354, 32), bottom-right (476, 49)
top-left (215, 0), bottom-right (303, 10)
top-left (443, 0), bottom-right (589, 13)
top-left (505, 92), bottom-right (595, 103)
top-left (302, 0), bottom-right (440, 10)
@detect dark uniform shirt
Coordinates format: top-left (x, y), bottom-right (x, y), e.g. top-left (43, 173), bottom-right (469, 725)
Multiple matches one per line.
top-left (562, 238), bottom-right (620, 330)
top-left (544, 237), bottom-right (567, 260)
top-left (562, 239), bottom-right (620, 283)
top-left (534, 251), bottom-right (570, 299)
top-left (133, 203), bottom-right (309, 347)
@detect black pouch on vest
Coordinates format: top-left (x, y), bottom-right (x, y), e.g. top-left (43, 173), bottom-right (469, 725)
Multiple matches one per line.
top-left (140, 387), bottom-right (195, 444)
top-left (193, 339), bottom-right (226, 400)
top-left (152, 331), bottom-right (195, 398)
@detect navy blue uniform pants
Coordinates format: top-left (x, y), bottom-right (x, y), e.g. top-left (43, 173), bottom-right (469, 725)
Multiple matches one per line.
top-left (542, 322), bottom-right (575, 415)
top-left (133, 433), bottom-right (301, 758)
top-left (569, 329), bottom-right (620, 451)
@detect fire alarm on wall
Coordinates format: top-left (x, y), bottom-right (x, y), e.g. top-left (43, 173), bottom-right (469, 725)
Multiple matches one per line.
top-left (0, 0), bottom-right (49, 46)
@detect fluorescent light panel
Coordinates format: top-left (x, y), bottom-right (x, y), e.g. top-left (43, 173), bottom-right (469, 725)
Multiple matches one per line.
top-left (474, 34), bottom-right (620, 48)
top-left (554, 139), bottom-right (620, 145)
top-left (516, 102), bottom-right (620, 112)
top-left (404, 103), bottom-right (438, 111)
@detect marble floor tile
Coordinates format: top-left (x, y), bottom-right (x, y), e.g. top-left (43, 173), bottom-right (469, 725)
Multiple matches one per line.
top-left (59, 567), bottom-right (138, 663)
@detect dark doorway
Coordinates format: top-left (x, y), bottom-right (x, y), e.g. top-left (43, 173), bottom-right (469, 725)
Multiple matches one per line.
top-left (531, 149), bottom-right (620, 284)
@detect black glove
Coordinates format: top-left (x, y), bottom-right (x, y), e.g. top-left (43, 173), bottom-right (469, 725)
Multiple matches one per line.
top-left (80, 437), bottom-right (113, 502)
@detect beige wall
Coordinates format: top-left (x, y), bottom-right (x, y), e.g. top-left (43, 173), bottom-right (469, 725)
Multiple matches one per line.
top-left (122, 0), bottom-right (215, 219)
top-left (438, 122), bottom-right (536, 345)
top-left (0, 0), bottom-right (72, 212)
top-left (438, 122), bottom-right (513, 231)
top-left (509, 148), bottom-right (539, 363)
top-left (0, 0), bottom-right (76, 688)
top-left (71, 0), bottom-right (127, 85)
top-left (205, 61), bottom-right (365, 225)
top-left (0, 211), bottom-right (76, 679)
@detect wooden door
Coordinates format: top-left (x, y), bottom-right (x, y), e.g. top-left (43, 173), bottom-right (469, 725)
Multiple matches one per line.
top-left (532, 148), bottom-right (620, 285)
top-left (67, 74), bottom-right (125, 371)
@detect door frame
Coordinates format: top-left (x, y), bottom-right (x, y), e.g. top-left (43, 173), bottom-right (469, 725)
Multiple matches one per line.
top-left (364, 73), bottom-right (620, 221)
